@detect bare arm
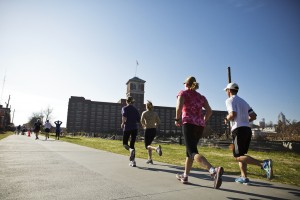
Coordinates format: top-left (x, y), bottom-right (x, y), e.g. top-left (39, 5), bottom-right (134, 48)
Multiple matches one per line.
top-left (203, 99), bottom-right (212, 123)
top-left (175, 95), bottom-right (184, 126)
top-left (226, 111), bottom-right (236, 122)
top-left (121, 116), bottom-right (126, 128)
top-left (249, 112), bottom-right (257, 122)
top-left (140, 113), bottom-right (146, 128)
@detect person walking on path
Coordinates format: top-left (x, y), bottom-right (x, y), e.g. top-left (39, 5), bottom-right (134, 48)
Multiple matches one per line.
top-left (33, 119), bottom-right (42, 140)
top-left (224, 82), bottom-right (273, 185)
top-left (54, 120), bottom-right (63, 140)
top-left (121, 96), bottom-right (140, 167)
top-left (16, 125), bottom-right (21, 135)
top-left (44, 120), bottom-right (52, 140)
top-left (175, 76), bottom-right (224, 189)
top-left (140, 100), bottom-right (162, 164)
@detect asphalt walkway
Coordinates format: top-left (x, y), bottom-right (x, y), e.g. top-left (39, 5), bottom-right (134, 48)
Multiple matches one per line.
top-left (1, 134), bottom-right (299, 200)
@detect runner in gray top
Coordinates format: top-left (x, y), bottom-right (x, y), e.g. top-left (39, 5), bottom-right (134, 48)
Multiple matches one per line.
top-left (140, 100), bottom-right (162, 164)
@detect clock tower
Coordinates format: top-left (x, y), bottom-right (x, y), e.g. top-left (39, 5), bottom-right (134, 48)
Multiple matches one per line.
top-left (126, 77), bottom-right (146, 113)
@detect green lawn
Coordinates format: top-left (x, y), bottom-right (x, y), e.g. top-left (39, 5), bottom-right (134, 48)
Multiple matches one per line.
top-left (0, 131), bottom-right (14, 140)
top-left (59, 135), bottom-right (300, 187)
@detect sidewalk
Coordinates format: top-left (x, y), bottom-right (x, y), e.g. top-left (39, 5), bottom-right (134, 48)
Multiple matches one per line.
top-left (1, 134), bottom-right (299, 200)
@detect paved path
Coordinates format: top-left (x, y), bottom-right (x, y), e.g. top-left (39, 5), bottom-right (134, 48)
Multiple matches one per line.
top-left (1, 134), bottom-right (299, 200)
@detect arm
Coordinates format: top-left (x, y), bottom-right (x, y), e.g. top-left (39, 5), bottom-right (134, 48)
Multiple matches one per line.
top-left (203, 99), bottom-right (212, 123)
top-left (140, 113), bottom-right (146, 128)
top-left (249, 109), bottom-right (257, 122)
top-left (175, 95), bottom-right (184, 126)
top-left (226, 111), bottom-right (236, 122)
top-left (121, 116), bottom-right (126, 129)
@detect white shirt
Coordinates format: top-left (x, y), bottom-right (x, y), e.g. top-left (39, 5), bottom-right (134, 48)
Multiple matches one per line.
top-left (225, 95), bottom-right (254, 131)
top-left (44, 122), bottom-right (52, 129)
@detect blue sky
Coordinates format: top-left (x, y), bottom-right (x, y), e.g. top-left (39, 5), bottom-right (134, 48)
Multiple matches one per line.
top-left (0, 0), bottom-right (299, 127)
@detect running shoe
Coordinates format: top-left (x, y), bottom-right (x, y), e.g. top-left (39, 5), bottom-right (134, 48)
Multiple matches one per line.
top-left (235, 177), bottom-right (250, 185)
top-left (262, 159), bottom-right (273, 179)
top-left (129, 160), bottom-right (136, 167)
top-left (146, 159), bottom-right (153, 164)
top-left (129, 148), bottom-right (135, 161)
top-left (212, 167), bottom-right (224, 189)
top-left (156, 145), bottom-right (162, 156)
top-left (176, 173), bottom-right (188, 184)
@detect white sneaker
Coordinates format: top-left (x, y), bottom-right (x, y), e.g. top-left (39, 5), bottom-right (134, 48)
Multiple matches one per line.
top-left (156, 145), bottom-right (162, 156)
top-left (129, 160), bottom-right (136, 167)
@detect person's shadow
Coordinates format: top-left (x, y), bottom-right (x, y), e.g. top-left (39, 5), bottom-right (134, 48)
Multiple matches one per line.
top-left (136, 163), bottom-right (300, 200)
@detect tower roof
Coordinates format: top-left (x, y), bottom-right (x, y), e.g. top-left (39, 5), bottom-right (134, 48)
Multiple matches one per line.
top-left (126, 77), bottom-right (146, 84)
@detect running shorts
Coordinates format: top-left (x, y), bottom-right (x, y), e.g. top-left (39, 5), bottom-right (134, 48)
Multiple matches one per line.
top-left (232, 126), bottom-right (252, 157)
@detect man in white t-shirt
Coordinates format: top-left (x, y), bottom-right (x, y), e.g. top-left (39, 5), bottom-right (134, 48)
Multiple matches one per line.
top-left (44, 120), bottom-right (52, 140)
top-left (224, 82), bottom-right (273, 185)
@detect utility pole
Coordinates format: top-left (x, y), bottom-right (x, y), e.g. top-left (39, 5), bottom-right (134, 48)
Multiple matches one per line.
top-left (226, 66), bottom-right (232, 141)
top-left (227, 66), bottom-right (231, 83)
top-left (3, 95), bottom-right (11, 129)
top-left (12, 109), bottom-right (15, 124)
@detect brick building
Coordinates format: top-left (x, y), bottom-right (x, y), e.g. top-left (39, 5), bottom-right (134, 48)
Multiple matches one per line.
top-left (66, 77), bottom-right (227, 136)
top-left (0, 104), bottom-right (11, 130)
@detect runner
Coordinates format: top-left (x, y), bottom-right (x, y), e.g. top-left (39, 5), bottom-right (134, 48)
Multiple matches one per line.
top-left (44, 120), bottom-right (52, 140)
top-left (54, 120), bottom-right (63, 140)
top-left (140, 100), bottom-right (161, 164)
top-left (224, 82), bottom-right (273, 184)
top-left (175, 76), bottom-right (224, 189)
top-left (33, 119), bottom-right (42, 140)
top-left (121, 96), bottom-right (140, 167)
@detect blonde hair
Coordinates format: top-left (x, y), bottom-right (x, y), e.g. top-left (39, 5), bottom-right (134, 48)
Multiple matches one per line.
top-left (146, 100), bottom-right (153, 111)
top-left (185, 76), bottom-right (199, 90)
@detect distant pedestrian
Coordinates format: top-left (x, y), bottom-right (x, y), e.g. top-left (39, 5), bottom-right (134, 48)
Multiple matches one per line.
top-left (54, 120), bottom-right (63, 140)
top-left (44, 120), bottom-right (52, 140)
top-left (140, 100), bottom-right (162, 164)
top-left (21, 126), bottom-right (27, 135)
top-left (224, 82), bottom-right (273, 184)
top-left (121, 96), bottom-right (140, 167)
top-left (175, 76), bottom-right (224, 189)
top-left (33, 119), bottom-right (42, 140)
top-left (16, 125), bottom-right (21, 135)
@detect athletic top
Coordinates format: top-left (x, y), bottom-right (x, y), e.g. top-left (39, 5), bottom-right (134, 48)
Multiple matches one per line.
top-left (177, 89), bottom-right (207, 127)
top-left (54, 121), bottom-right (62, 131)
top-left (44, 122), bottom-right (52, 129)
top-left (121, 104), bottom-right (140, 131)
top-left (141, 110), bottom-right (160, 129)
top-left (225, 95), bottom-right (254, 131)
top-left (33, 121), bottom-right (42, 131)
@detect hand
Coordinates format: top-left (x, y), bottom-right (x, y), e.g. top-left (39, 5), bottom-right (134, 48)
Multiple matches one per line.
top-left (224, 118), bottom-right (228, 124)
top-left (175, 121), bottom-right (181, 127)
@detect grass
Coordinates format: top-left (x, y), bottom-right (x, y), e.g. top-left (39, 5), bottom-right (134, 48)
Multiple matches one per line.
top-left (1, 132), bottom-right (299, 187)
top-left (0, 131), bottom-right (14, 140)
top-left (59, 135), bottom-right (300, 187)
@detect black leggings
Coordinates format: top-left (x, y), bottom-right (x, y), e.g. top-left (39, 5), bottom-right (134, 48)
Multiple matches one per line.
top-left (56, 130), bottom-right (60, 139)
top-left (123, 129), bottom-right (138, 149)
top-left (182, 123), bottom-right (204, 158)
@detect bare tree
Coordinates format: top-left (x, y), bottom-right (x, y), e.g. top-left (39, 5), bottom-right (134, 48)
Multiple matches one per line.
top-left (43, 106), bottom-right (53, 121)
